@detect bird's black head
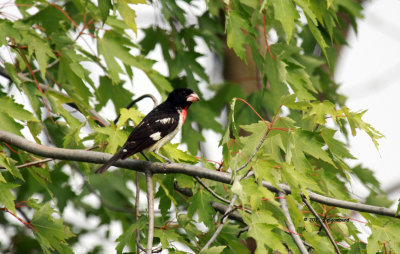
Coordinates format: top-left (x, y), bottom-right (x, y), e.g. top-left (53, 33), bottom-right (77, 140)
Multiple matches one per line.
top-left (166, 88), bottom-right (200, 108)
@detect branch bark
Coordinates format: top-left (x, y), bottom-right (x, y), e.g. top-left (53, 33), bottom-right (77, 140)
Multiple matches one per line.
top-left (302, 197), bottom-right (341, 254)
top-left (279, 193), bottom-right (308, 254)
top-left (145, 170), bottom-right (154, 254)
top-left (0, 130), bottom-right (399, 219)
top-left (200, 195), bottom-right (237, 252)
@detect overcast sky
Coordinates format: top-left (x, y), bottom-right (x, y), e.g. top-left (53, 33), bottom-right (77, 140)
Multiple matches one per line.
top-left (335, 0), bottom-right (400, 201)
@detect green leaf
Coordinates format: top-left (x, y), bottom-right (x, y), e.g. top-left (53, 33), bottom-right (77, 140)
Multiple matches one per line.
top-left (200, 246), bottom-right (227, 254)
top-left (162, 143), bottom-right (198, 164)
top-left (0, 182), bottom-right (18, 214)
top-left (189, 103), bottom-right (221, 132)
top-left (226, 11), bottom-right (250, 61)
top-left (117, 1), bottom-right (138, 33)
top-left (27, 120), bottom-right (43, 143)
top-left (294, 0), bottom-right (317, 25)
top-left (303, 231), bottom-right (335, 254)
top-left (306, 17), bottom-right (329, 63)
top-left (4, 62), bottom-right (22, 85)
top-left (397, 198), bottom-right (400, 216)
top-left (320, 128), bottom-right (355, 159)
top-left (94, 126), bottom-right (129, 153)
top-left (0, 96), bottom-right (37, 122)
top-left (271, 0), bottom-right (300, 42)
top-left (247, 223), bottom-right (286, 253)
top-left (89, 172), bottom-right (134, 209)
top-left (188, 189), bottom-right (215, 227)
top-left (367, 219), bottom-right (400, 254)
top-left (95, 76), bottom-right (134, 113)
top-left (29, 200), bottom-right (74, 254)
top-left (264, 53), bottom-right (289, 110)
top-left (97, 36), bottom-right (125, 82)
top-left (0, 154), bottom-right (24, 181)
top-left (0, 111), bottom-right (24, 135)
top-left (286, 130), bottom-right (335, 171)
top-left (286, 65), bottom-right (316, 100)
top-left (343, 108), bottom-right (384, 149)
top-left (307, 100), bottom-right (337, 125)
top-left (115, 216), bottom-right (147, 254)
top-left (0, 20), bottom-right (21, 45)
top-left (24, 34), bottom-right (56, 77)
top-left (239, 121), bottom-right (268, 159)
top-left (98, 0), bottom-right (112, 22)
top-left (116, 107), bottom-right (144, 129)
top-left (146, 70), bottom-right (174, 97)
top-left (365, 191), bottom-right (392, 207)
top-left (154, 228), bottom-right (181, 249)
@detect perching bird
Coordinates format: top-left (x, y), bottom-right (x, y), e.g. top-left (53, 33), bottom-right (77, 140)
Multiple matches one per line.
top-left (95, 88), bottom-right (200, 174)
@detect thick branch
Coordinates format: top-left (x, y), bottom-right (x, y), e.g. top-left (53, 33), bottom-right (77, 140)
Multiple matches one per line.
top-left (0, 130), bottom-right (399, 219)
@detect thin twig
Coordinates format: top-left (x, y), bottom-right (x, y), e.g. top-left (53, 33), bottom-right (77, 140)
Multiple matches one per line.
top-left (194, 176), bottom-right (231, 204)
top-left (199, 195), bottom-right (237, 252)
top-left (195, 176), bottom-right (251, 214)
top-left (210, 202), bottom-right (245, 224)
top-left (279, 193), bottom-right (308, 254)
top-left (302, 197), bottom-right (341, 254)
top-left (145, 170), bottom-right (154, 254)
top-left (114, 94), bottom-right (158, 124)
top-left (32, 59), bottom-right (60, 73)
top-left (211, 201), bottom-right (314, 249)
top-left (0, 158), bottom-right (53, 170)
top-left (236, 105), bottom-right (282, 172)
top-left (237, 130), bottom-right (268, 172)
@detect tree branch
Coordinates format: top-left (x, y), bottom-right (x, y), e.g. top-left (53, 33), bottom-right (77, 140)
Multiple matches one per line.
top-left (279, 193), bottom-right (308, 254)
top-left (136, 171), bottom-right (141, 254)
top-left (0, 130), bottom-right (399, 219)
top-left (145, 170), bottom-right (154, 254)
top-left (194, 176), bottom-right (231, 204)
top-left (210, 202), bottom-right (245, 224)
top-left (211, 201), bottom-right (314, 250)
top-left (114, 94), bottom-right (158, 124)
top-left (302, 197), bottom-right (341, 254)
top-left (200, 195), bottom-right (237, 252)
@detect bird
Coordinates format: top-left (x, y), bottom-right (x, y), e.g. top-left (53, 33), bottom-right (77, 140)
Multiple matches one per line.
top-left (95, 88), bottom-right (199, 174)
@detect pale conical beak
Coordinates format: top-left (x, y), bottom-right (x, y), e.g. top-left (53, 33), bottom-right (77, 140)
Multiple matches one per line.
top-left (187, 93), bottom-right (200, 102)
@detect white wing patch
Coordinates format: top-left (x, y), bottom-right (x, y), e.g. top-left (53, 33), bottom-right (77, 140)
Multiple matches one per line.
top-left (150, 132), bottom-right (162, 141)
top-left (156, 118), bottom-right (173, 124)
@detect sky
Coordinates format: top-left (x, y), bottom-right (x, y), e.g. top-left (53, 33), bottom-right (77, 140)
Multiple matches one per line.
top-left (335, 0), bottom-right (400, 202)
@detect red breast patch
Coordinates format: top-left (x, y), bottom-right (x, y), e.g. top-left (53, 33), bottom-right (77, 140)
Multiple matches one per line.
top-left (182, 105), bottom-right (189, 124)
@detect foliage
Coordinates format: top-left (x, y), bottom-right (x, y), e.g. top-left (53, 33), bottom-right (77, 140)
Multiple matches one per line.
top-left (0, 0), bottom-right (397, 253)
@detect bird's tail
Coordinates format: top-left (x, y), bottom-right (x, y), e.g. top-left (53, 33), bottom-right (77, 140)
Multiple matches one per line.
top-left (95, 150), bottom-right (125, 174)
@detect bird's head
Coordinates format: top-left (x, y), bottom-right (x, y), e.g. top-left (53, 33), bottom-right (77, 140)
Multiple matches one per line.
top-left (167, 88), bottom-right (200, 108)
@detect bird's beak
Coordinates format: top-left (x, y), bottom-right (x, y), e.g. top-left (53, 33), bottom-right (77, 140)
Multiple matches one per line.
top-left (187, 93), bottom-right (200, 102)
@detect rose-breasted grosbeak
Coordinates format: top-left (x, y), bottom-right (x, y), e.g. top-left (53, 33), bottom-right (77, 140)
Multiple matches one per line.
top-left (95, 88), bottom-right (199, 174)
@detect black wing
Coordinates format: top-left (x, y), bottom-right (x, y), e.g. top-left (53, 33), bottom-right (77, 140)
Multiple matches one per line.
top-left (95, 101), bottom-right (179, 174)
top-left (120, 103), bottom-right (180, 159)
